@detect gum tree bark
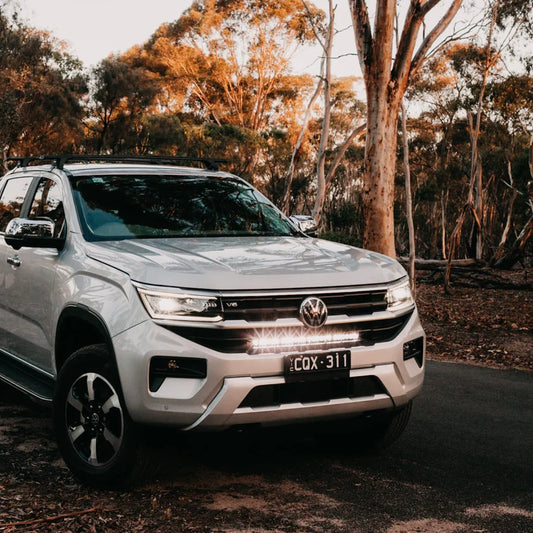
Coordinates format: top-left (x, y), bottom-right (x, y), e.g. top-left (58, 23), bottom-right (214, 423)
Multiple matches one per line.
top-left (401, 102), bottom-right (416, 295)
top-left (349, 0), bottom-right (462, 257)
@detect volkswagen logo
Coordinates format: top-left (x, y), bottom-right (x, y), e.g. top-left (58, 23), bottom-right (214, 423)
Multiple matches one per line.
top-left (299, 297), bottom-right (328, 328)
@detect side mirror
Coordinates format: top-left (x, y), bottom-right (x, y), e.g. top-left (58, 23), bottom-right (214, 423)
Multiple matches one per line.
top-left (4, 218), bottom-right (65, 250)
top-left (289, 215), bottom-right (318, 237)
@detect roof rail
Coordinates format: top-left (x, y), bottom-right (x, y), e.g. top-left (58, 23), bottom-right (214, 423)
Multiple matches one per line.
top-left (4, 155), bottom-right (227, 171)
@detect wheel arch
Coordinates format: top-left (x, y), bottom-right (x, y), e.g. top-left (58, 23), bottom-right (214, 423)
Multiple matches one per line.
top-left (55, 305), bottom-right (116, 373)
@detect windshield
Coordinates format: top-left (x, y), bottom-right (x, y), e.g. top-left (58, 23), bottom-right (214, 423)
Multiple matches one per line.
top-left (71, 174), bottom-right (296, 241)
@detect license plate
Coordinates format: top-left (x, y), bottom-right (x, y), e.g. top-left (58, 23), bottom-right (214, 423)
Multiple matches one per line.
top-left (284, 350), bottom-right (351, 382)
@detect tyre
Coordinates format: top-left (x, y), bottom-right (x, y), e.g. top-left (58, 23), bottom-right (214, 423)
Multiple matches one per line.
top-left (53, 344), bottom-right (146, 487)
top-left (315, 401), bottom-right (413, 453)
top-left (354, 401), bottom-right (413, 451)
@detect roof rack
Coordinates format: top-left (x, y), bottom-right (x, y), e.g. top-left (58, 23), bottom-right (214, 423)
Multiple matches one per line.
top-left (4, 155), bottom-right (227, 171)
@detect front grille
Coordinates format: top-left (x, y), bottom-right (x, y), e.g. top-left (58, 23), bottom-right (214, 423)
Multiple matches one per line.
top-left (239, 376), bottom-right (388, 408)
top-left (164, 312), bottom-right (412, 354)
top-left (221, 290), bottom-right (387, 322)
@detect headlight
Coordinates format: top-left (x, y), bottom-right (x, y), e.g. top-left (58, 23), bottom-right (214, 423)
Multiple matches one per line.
top-left (386, 279), bottom-right (414, 312)
top-left (137, 288), bottom-right (222, 321)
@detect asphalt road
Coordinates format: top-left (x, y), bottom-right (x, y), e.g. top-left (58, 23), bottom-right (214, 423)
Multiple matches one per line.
top-left (1, 360), bottom-right (532, 532)
top-left (158, 359), bottom-right (533, 533)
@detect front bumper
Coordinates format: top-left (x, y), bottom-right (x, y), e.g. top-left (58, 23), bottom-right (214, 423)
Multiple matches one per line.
top-left (113, 309), bottom-right (425, 430)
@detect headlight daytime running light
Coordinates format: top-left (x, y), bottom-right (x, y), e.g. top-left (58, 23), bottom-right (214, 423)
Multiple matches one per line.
top-left (386, 279), bottom-right (415, 312)
top-left (137, 288), bottom-right (222, 321)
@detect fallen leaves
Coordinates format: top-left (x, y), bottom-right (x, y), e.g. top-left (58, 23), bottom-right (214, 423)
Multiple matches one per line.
top-left (417, 281), bottom-right (533, 371)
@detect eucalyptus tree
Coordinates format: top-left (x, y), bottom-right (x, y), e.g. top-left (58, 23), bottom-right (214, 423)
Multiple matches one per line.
top-left (349, 0), bottom-right (463, 257)
top-left (0, 3), bottom-right (86, 167)
top-left (89, 56), bottom-right (160, 154)
top-left (143, 0), bottom-right (323, 131)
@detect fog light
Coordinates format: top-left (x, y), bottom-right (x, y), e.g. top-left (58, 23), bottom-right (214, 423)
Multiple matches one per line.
top-left (149, 356), bottom-right (207, 392)
top-left (403, 337), bottom-right (424, 367)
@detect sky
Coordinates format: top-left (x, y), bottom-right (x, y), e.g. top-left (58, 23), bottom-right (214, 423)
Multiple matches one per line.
top-left (17, 0), bottom-right (190, 67)
top-left (16, 0), bottom-right (357, 75)
top-left (15, 0), bottom-right (479, 79)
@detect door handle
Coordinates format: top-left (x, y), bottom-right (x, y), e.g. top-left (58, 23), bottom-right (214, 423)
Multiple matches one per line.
top-left (7, 255), bottom-right (21, 268)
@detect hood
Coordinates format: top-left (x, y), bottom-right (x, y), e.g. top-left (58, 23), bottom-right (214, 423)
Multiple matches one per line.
top-left (84, 236), bottom-right (406, 291)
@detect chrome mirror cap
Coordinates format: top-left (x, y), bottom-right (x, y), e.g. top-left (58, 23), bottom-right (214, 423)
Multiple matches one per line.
top-left (4, 217), bottom-right (64, 250)
top-left (5, 217), bottom-right (55, 239)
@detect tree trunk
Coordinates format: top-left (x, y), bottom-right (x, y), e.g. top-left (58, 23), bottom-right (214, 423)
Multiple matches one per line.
top-left (400, 102), bottom-right (416, 294)
top-left (529, 134), bottom-right (533, 180)
top-left (469, 0), bottom-right (500, 260)
top-left (492, 138), bottom-right (533, 268)
top-left (282, 73), bottom-right (324, 214)
top-left (492, 162), bottom-right (518, 263)
top-left (363, 98), bottom-right (399, 258)
top-left (312, 0), bottom-right (334, 224)
top-left (441, 190), bottom-right (448, 259)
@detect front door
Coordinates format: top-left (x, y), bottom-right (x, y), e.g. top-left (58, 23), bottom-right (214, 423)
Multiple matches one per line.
top-left (1, 175), bottom-right (65, 373)
top-left (0, 174), bottom-right (35, 361)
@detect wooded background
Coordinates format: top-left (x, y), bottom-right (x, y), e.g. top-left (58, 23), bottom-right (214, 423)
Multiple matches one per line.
top-left (1, 0), bottom-right (532, 271)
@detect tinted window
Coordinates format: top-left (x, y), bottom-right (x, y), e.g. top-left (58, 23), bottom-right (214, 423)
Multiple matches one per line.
top-left (0, 177), bottom-right (33, 232)
top-left (71, 175), bottom-right (295, 241)
top-left (29, 178), bottom-right (66, 237)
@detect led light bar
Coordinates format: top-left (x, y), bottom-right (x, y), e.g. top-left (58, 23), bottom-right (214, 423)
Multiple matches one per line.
top-left (251, 331), bottom-right (361, 351)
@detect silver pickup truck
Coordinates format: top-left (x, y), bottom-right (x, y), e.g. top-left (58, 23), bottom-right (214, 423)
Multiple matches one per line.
top-left (0, 155), bottom-right (425, 486)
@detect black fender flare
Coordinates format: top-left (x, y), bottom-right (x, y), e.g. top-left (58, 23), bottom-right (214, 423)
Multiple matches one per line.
top-left (55, 304), bottom-right (117, 372)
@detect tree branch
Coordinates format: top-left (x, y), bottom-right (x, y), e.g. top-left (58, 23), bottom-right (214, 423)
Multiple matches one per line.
top-left (282, 69), bottom-right (325, 214)
top-left (312, 0), bottom-right (335, 222)
top-left (420, 0), bottom-right (444, 17)
top-left (349, 0), bottom-right (373, 79)
top-left (392, 1), bottom-right (425, 91)
top-left (411, 0), bottom-right (463, 77)
top-left (325, 122), bottom-right (366, 187)
top-left (302, 0), bottom-right (326, 49)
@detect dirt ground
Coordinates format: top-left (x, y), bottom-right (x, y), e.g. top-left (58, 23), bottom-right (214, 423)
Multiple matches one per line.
top-left (0, 273), bottom-right (531, 532)
top-left (416, 273), bottom-right (533, 372)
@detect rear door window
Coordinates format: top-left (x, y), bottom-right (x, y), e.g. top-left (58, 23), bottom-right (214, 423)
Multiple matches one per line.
top-left (0, 177), bottom-right (33, 232)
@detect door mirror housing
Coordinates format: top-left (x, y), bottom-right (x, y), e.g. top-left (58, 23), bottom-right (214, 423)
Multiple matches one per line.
top-left (4, 218), bottom-right (65, 250)
top-left (289, 215), bottom-right (318, 237)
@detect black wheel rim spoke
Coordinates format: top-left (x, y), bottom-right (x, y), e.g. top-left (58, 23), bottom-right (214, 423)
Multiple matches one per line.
top-left (66, 372), bottom-right (124, 467)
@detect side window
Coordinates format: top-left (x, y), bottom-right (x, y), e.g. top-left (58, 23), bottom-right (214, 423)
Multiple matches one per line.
top-left (28, 178), bottom-right (65, 237)
top-left (0, 177), bottom-right (34, 232)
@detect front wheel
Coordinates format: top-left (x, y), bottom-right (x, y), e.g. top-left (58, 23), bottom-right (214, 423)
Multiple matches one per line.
top-left (53, 344), bottom-right (146, 487)
top-left (316, 401), bottom-right (413, 453)
top-left (358, 401), bottom-right (413, 451)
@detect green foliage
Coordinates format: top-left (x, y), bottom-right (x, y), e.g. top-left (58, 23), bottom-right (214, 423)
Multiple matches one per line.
top-left (328, 202), bottom-right (360, 231)
top-left (319, 231), bottom-right (361, 248)
top-left (416, 180), bottom-right (440, 203)
top-left (88, 56), bottom-right (160, 153)
top-left (497, 0), bottom-right (533, 36)
top-left (166, 0), bottom-right (325, 44)
top-left (487, 75), bottom-right (533, 133)
top-left (0, 3), bottom-right (88, 157)
top-left (139, 115), bottom-right (186, 155)
top-left (140, 0), bottom-right (320, 132)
